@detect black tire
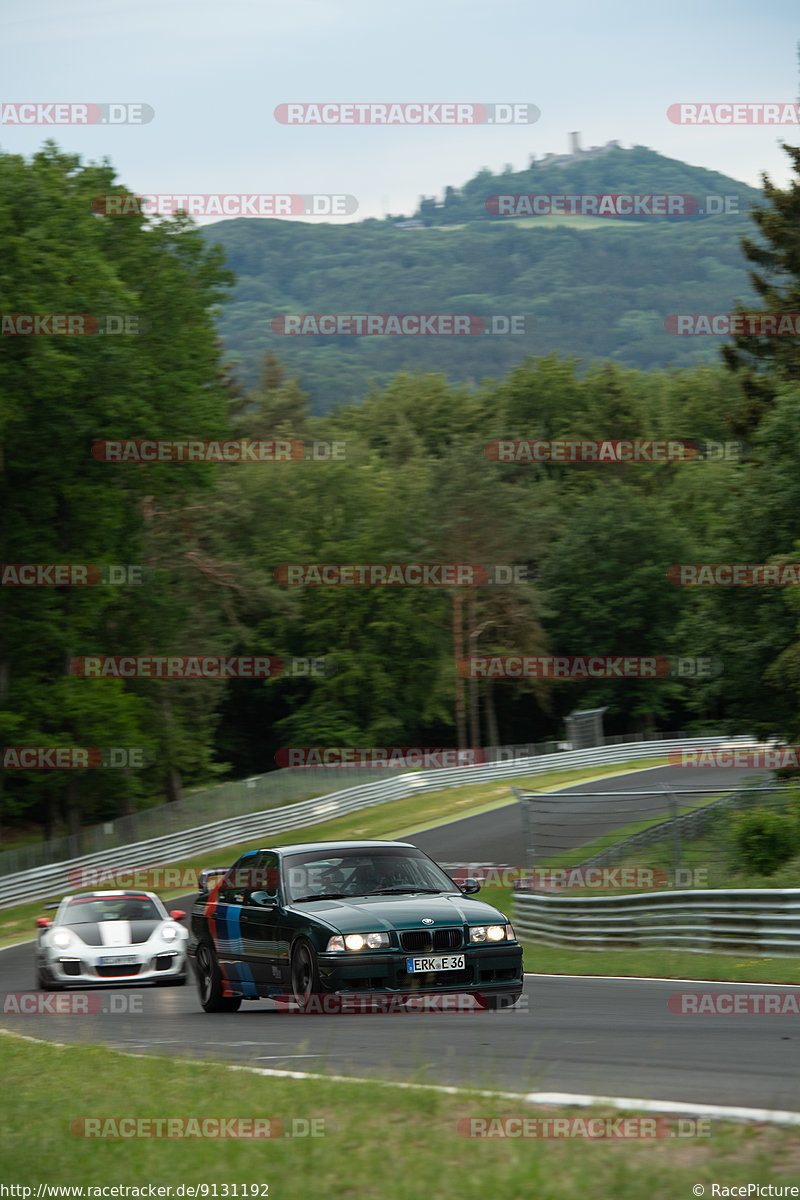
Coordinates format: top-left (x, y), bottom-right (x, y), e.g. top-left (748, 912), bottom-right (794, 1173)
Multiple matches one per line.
top-left (291, 939), bottom-right (322, 1006)
top-left (194, 942), bottom-right (241, 1012)
top-left (475, 992), bottom-right (522, 1010)
top-left (36, 963), bottom-right (62, 991)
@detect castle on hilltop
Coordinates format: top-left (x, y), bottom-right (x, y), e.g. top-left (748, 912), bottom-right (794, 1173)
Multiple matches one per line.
top-left (532, 132), bottom-right (624, 167)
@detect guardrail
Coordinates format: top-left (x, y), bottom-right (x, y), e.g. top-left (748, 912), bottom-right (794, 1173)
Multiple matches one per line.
top-left (511, 888), bottom-right (800, 955)
top-left (0, 735), bottom-right (749, 908)
top-left (1, 728), bottom-right (718, 876)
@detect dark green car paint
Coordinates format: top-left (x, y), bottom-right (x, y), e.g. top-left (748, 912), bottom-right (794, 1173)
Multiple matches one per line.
top-left (188, 840), bottom-right (523, 1007)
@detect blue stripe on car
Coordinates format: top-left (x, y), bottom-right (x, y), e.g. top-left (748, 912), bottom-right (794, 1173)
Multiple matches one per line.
top-left (212, 903), bottom-right (258, 997)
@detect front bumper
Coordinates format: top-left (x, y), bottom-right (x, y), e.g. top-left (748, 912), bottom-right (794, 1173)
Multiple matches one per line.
top-left (41, 949), bottom-right (187, 986)
top-left (316, 944), bottom-right (522, 994)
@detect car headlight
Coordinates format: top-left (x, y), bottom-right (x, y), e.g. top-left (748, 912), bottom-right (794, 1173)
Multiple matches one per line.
top-left (160, 925), bottom-right (179, 942)
top-left (469, 925), bottom-right (507, 943)
top-left (325, 932), bottom-right (390, 952)
top-left (51, 930), bottom-right (72, 949)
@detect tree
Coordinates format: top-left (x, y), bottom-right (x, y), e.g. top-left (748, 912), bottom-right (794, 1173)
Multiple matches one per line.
top-left (722, 143), bottom-right (800, 435)
top-left (537, 482), bottom-right (692, 732)
top-left (0, 144), bottom-right (233, 842)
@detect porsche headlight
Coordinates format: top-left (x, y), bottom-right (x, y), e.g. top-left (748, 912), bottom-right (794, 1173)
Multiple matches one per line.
top-left (469, 925), bottom-right (507, 943)
top-left (52, 930), bottom-right (72, 949)
top-left (326, 932), bottom-right (389, 952)
top-left (160, 925), bottom-right (179, 942)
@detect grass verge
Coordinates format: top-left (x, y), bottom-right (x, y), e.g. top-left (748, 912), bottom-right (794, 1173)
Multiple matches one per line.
top-left (2, 1034), bottom-right (799, 1197)
top-left (537, 793), bottom-right (723, 871)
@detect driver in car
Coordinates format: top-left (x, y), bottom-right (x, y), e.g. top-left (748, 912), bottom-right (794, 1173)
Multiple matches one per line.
top-left (351, 859), bottom-right (410, 893)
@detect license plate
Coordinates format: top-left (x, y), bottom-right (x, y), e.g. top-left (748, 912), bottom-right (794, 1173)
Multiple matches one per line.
top-left (406, 954), bottom-right (465, 973)
top-left (98, 955), bottom-right (138, 966)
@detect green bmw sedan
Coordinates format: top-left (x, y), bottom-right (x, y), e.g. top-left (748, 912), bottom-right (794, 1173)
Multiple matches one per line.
top-left (188, 840), bottom-right (523, 1012)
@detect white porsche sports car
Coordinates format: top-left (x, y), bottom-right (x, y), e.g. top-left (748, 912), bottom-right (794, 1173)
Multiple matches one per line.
top-left (35, 890), bottom-right (188, 988)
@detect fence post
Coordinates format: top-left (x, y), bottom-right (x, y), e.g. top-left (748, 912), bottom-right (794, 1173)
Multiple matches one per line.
top-left (665, 788), bottom-right (682, 882)
top-left (512, 786), bottom-right (535, 889)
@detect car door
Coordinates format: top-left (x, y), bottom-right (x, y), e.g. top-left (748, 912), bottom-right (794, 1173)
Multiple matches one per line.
top-left (211, 854), bottom-right (259, 997)
top-left (238, 851), bottom-right (284, 991)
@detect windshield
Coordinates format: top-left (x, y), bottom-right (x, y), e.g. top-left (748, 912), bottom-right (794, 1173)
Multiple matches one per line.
top-left (61, 897), bottom-right (162, 924)
top-left (282, 848), bottom-right (457, 903)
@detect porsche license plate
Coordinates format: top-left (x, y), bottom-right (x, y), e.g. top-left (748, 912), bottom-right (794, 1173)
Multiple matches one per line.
top-left (406, 954), bottom-right (465, 973)
top-left (98, 955), bottom-right (138, 966)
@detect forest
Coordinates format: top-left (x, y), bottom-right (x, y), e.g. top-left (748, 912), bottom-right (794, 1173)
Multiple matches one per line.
top-left (1, 140), bottom-right (799, 845)
top-left (206, 145), bottom-right (763, 410)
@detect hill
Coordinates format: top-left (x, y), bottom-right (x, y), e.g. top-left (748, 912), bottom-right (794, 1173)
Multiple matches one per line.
top-left (200, 146), bottom-right (764, 412)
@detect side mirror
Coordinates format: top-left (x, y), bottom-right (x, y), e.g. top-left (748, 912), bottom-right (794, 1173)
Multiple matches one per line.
top-left (36, 917), bottom-right (52, 929)
top-left (459, 878), bottom-right (481, 895)
top-left (251, 890), bottom-right (278, 908)
top-left (169, 910), bottom-right (186, 921)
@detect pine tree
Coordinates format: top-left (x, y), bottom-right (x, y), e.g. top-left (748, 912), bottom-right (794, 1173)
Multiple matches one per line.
top-left (722, 143), bottom-right (800, 436)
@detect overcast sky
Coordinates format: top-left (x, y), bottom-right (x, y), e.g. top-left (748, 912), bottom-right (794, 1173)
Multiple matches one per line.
top-left (1, 0), bottom-right (798, 225)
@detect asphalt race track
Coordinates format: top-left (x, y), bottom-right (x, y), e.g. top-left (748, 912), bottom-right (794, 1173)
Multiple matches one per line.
top-left (2, 765), bottom-right (798, 1114)
top-left (405, 762), bottom-right (772, 863)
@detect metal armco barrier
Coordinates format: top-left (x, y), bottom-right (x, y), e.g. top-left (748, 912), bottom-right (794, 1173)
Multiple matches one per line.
top-left (511, 888), bottom-right (800, 955)
top-left (0, 735), bottom-right (749, 908)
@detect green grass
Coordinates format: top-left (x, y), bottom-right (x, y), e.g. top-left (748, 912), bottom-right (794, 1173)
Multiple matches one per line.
top-left (2, 1035), bottom-right (799, 1197)
top-left (537, 793), bottom-right (724, 872)
top-left (574, 830), bottom-right (800, 893)
top-left (522, 944), bottom-right (800, 984)
top-left (533, 793), bottom-right (800, 893)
